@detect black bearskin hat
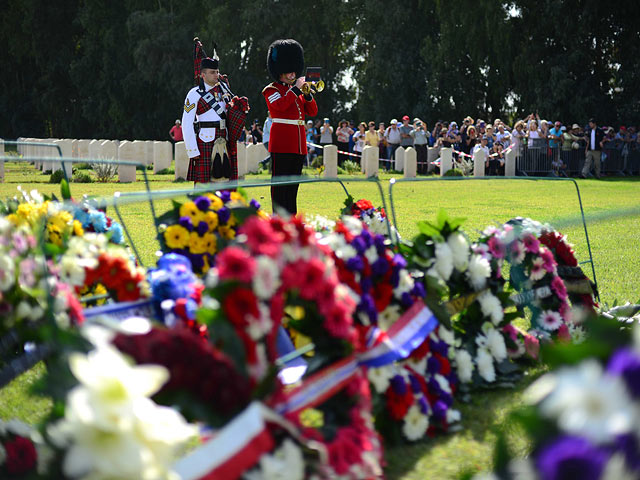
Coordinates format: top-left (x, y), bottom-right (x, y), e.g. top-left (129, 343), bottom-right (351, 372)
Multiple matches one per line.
top-left (267, 39), bottom-right (304, 80)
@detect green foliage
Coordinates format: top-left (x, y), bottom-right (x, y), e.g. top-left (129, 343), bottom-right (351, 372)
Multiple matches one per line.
top-left (341, 159), bottom-right (361, 174)
top-left (72, 172), bottom-right (93, 183)
top-left (155, 167), bottom-right (174, 175)
top-left (91, 162), bottom-right (118, 183)
top-left (74, 163), bottom-right (91, 170)
top-left (48, 169), bottom-right (65, 184)
top-left (443, 168), bottom-right (464, 177)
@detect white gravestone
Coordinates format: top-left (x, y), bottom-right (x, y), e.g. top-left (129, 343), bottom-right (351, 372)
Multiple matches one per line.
top-left (403, 147), bottom-right (417, 178)
top-left (440, 148), bottom-right (453, 176)
top-left (323, 144), bottom-right (338, 178)
top-left (427, 147), bottom-right (440, 173)
top-left (145, 140), bottom-right (154, 167)
top-left (505, 147), bottom-right (516, 176)
top-left (174, 142), bottom-right (189, 181)
top-left (88, 139), bottom-right (100, 164)
top-left (0, 139), bottom-right (4, 182)
top-left (117, 141), bottom-right (138, 183)
top-left (363, 145), bottom-right (379, 178)
top-left (77, 140), bottom-right (90, 160)
top-left (53, 139), bottom-right (73, 178)
top-left (236, 142), bottom-right (247, 178)
top-left (473, 149), bottom-right (486, 177)
top-left (395, 147), bottom-right (405, 172)
top-left (153, 141), bottom-right (172, 173)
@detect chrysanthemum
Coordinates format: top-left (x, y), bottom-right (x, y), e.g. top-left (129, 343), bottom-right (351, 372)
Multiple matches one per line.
top-left (529, 257), bottom-right (546, 281)
top-left (466, 254), bottom-right (491, 291)
top-left (402, 404), bottom-right (429, 441)
top-left (455, 349), bottom-right (474, 383)
top-left (447, 233), bottom-right (469, 271)
top-left (476, 348), bottom-right (496, 382)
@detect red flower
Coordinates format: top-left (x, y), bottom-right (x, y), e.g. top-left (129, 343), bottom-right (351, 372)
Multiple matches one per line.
top-left (334, 221), bottom-right (354, 243)
top-left (66, 289), bottom-right (85, 326)
top-left (240, 217), bottom-right (283, 257)
top-left (223, 287), bottom-right (260, 328)
top-left (282, 259), bottom-right (326, 300)
top-left (385, 387), bottom-right (414, 420)
top-left (410, 337), bottom-right (431, 360)
top-left (433, 352), bottom-right (452, 376)
top-left (216, 246), bottom-right (256, 283)
top-left (327, 426), bottom-right (366, 475)
top-left (4, 436), bottom-right (38, 474)
top-left (373, 282), bottom-right (393, 312)
top-left (323, 299), bottom-right (355, 340)
top-left (355, 199), bottom-right (374, 211)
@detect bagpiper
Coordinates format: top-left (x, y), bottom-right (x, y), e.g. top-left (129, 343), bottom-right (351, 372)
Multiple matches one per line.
top-left (181, 38), bottom-right (249, 184)
top-left (262, 39), bottom-right (318, 214)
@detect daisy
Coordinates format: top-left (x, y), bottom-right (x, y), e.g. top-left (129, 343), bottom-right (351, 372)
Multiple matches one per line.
top-left (529, 257), bottom-right (546, 281)
top-left (402, 405), bottom-right (429, 441)
top-left (509, 240), bottom-right (526, 264)
top-left (522, 233), bottom-right (540, 253)
top-left (539, 310), bottom-right (564, 331)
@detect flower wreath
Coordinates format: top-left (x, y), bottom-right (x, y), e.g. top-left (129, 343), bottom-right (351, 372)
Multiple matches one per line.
top-left (341, 195), bottom-right (397, 238)
top-left (0, 419), bottom-right (52, 477)
top-left (478, 217), bottom-right (577, 353)
top-left (404, 210), bottom-right (518, 387)
top-left (157, 189), bottom-right (265, 275)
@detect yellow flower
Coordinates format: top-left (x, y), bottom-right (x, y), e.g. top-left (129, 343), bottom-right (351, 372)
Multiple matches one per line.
top-left (48, 211), bottom-right (73, 234)
top-left (227, 214), bottom-right (237, 227)
top-left (6, 213), bottom-right (19, 225)
top-left (16, 203), bottom-right (37, 225)
top-left (47, 224), bottom-right (63, 246)
top-left (188, 232), bottom-right (208, 254)
top-left (202, 255), bottom-right (210, 274)
top-left (204, 211), bottom-right (219, 232)
top-left (73, 220), bottom-right (84, 236)
top-left (203, 233), bottom-right (217, 255)
top-left (218, 225), bottom-right (236, 240)
top-left (230, 192), bottom-right (246, 205)
top-left (179, 201), bottom-right (199, 221)
top-left (190, 211), bottom-right (206, 228)
top-left (257, 210), bottom-right (270, 220)
top-left (205, 193), bottom-right (224, 211)
top-left (164, 225), bottom-right (190, 249)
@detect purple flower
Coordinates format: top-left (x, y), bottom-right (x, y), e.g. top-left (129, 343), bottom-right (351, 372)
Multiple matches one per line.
top-left (372, 257), bottom-right (390, 277)
top-left (614, 434), bottom-right (640, 472)
top-left (189, 253), bottom-right (205, 271)
top-left (360, 277), bottom-right (373, 292)
top-left (427, 355), bottom-right (441, 374)
top-left (418, 396), bottom-right (429, 415)
top-left (429, 338), bottom-right (449, 356)
top-left (374, 235), bottom-right (386, 253)
top-left (607, 348), bottom-right (640, 398)
top-left (250, 199), bottom-right (261, 210)
top-left (390, 375), bottom-right (407, 395)
top-left (351, 236), bottom-right (367, 255)
top-left (409, 374), bottom-right (422, 393)
top-left (179, 216), bottom-right (194, 231)
top-left (428, 377), bottom-right (443, 396)
top-left (219, 191), bottom-right (231, 203)
top-left (346, 256), bottom-right (364, 272)
top-left (412, 281), bottom-right (426, 299)
top-left (358, 293), bottom-right (377, 322)
top-left (195, 196), bottom-right (211, 212)
top-left (197, 221), bottom-right (209, 236)
top-left (401, 292), bottom-right (413, 307)
top-left (393, 254), bottom-right (407, 269)
top-left (391, 269), bottom-right (400, 288)
top-left (217, 207), bottom-right (231, 224)
top-left (360, 229), bottom-right (373, 247)
top-left (432, 400), bottom-right (448, 421)
top-left (440, 391), bottom-right (453, 407)
top-left (536, 436), bottom-right (608, 480)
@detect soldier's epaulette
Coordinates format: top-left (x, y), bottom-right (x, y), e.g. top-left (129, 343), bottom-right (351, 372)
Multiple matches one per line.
top-left (262, 83), bottom-right (279, 94)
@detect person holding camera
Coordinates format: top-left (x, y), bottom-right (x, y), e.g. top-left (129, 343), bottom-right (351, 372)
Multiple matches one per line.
top-left (263, 39), bottom-right (318, 214)
top-left (411, 120), bottom-right (430, 174)
top-left (486, 142), bottom-right (505, 176)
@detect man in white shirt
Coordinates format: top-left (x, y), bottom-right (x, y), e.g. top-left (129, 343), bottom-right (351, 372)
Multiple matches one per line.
top-left (384, 119), bottom-right (402, 166)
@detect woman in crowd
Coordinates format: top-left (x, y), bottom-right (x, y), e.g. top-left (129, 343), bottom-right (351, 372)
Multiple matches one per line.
top-left (365, 121), bottom-right (379, 149)
top-left (411, 119), bottom-right (430, 174)
top-left (462, 125), bottom-right (478, 155)
top-left (484, 125), bottom-right (496, 149)
top-left (377, 122), bottom-right (387, 160)
top-left (353, 122), bottom-right (366, 156)
top-left (511, 120), bottom-right (526, 155)
top-left (526, 120), bottom-right (542, 148)
top-left (320, 118), bottom-right (333, 149)
top-left (336, 119), bottom-right (354, 165)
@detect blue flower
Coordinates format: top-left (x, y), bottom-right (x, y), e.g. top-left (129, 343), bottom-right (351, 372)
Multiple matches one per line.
top-left (179, 216), bottom-right (194, 231)
top-left (412, 281), bottom-right (426, 299)
top-left (219, 190), bottom-right (231, 203)
top-left (250, 199), bottom-right (261, 210)
top-left (196, 221), bottom-right (209, 236)
top-left (393, 254), bottom-right (408, 269)
top-left (346, 256), bottom-right (364, 272)
top-left (360, 229), bottom-right (373, 247)
top-left (74, 208), bottom-right (91, 228)
top-left (217, 206), bottom-right (231, 224)
top-left (351, 237), bottom-right (367, 255)
top-left (89, 210), bottom-right (107, 232)
top-left (409, 374), bottom-right (422, 393)
top-left (536, 436), bottom-right (608, 480)
top-left (372, 257), bottom-right (389, 277)
top-left (418, 396), bottom-right (430, 415)
top-left (427, 355), bottom-right (441, 375)
top-left (607, 347), bottom-right (640, 398)
top-left (432, 400), bottom-right (448, 420)
top-left (390, 375), bottom-right (407, 395)
top-left (108, 223), bottom-right (124, 244)
top-left (194, 196), bottom-right (211, 212)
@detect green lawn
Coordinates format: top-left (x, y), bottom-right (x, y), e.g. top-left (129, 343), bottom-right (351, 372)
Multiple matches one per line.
top-left (1, 161), bottom-right (638, 479)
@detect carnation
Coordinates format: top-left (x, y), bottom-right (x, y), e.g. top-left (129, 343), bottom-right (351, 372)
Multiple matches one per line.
top-left (402, 404), bottom-right (430, 441)
top-left (455, 349), bottom-right (474, 383)
top-left (367, 365), bottom-right (395, 394)
top-left (476, 348), bottom-right (496, 382)
top-left (447, 233), bottom-right (470, 271)
top-left (433, 242), bottom-right (454, 281)
top-left (486, 328), bottom-right (507, 362)
top-left (466, 254), bottom-right (491, 291)
top-left (477, 291), bottom-right (504, 325)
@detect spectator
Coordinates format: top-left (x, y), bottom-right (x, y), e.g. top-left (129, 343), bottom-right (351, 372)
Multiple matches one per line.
top-left (496, 124), bottom-right (511, 148)
top-left (320, 118), bottom-right (334, 149)
top-left (461, 125), bottom-right (477, 155)
top-left (169, 119), bottom-right (183, 142)
top-left (313, 119), bottom-right (322, 146)
top-left (385, 119), bottom-right (402, 166)
top-left (377, 122), bottom-right (387, 159)
top-left (431, 121), bottom-right (443, 143)
top-left (548, 120), bottom-right (563, 166)
top-left (539, 120), bottom-right (549, 140)
top-left (473, 135), bottom-right (490, 156)
top-left (353, 122), bottom-right (366, 156)
top-left (365, 121), bottom-right (379, 148)
top-left (484, 125), bottom-right (496, 149)
top-left (581, 118), bottom-right (604, 179)
top-left (486, 142), bottom-right (505, 176)
top-left (336, 119), bottom-right (353, 165)
top-left (511, 120), bottom-right (526, 154)
top-left (526, 120), bottom-right (542, 148)
top-left (411, 120), bottom-right (430, 174)
top-left (263, 112), bottom-right (272, 150)
top-left (348, 120), bottom-right (357, 153)
top-left (434, 127), bottom-right (448, 147)
top-left (250, 118), bottom-right (263, 145)
top-left (399, 115), bottom-right (414, 148)
top-left (306, 120), bottom-right (317, 165)
top-left (561, 123), bottom-right (582, 167)
top-left (477, 120), bottom-right (487, 136)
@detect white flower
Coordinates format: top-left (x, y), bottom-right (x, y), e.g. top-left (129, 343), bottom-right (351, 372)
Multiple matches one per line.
top-left (205, 268), bottom-right (220, 288)
top-left (437, 326), bottom-right (459, 348)
top-left (393, 270), bottom-right (414, 296)
top-left (4, 419), bottom-right (33, 437)
top-left (402, 405), bottom-right (429, 441)
top-left (247, 304), bottom-right (273, 341)
top-left (509, 241), bottom-right (526, 265)
top-left (0, 255), bottom-right (15, 291)
top-left (405, 355), bottom-right (427, 374)
top-left (378, 305), bottom-right (401, 331)
top-left (16, 301), bottom-right (33, 320)
top-left (532, 360), bottom-right (635, 444)
top-left (28, 305), bottom-right (45, 322)
top-left (471, 473), bottom-right (500, 480)
top-left (253, 256), bottom-right (281, 300)
top-left (336, 243), bottom-right (358, 261)
top-left (434, 374), bottom-right (452, 394)
top-left (539, 310), bottom-right (563, 331)
top-left (529, 257), bottom-right (546, 281)
top-left (466, 254), bottom-right (491, 291)
top-left (477, 291), bottom-right (504, 325)
top-left (486, 328), bottom-right (507, 362)
top-left (367, 366), bottom-right (395, 393)
top-left (364, 245), bottom-right (378, 265)
top-left (446, 409), bottom-right (461, 424)
top-left (507, 458), bottom-right (538, 480)
top-left (248, 438), bottom-right (305, 480)
top-left (341, 215), bottom-right (364, 235)
top-left (433, 242), bottom-right (454, 281)
top-left (307, 214), bottom-right (335, 233)
top-left (602, 454), bottom-right (638, 480)
top-left (455, 349), bottom-right (474, 383)
top-left (476, 348), bottom-right (496, 382)
top-left (447, 233), bottom-right (469, 271)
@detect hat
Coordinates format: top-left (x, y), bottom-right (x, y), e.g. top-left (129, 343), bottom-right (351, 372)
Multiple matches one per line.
top-left (390, 119), bottom-right (398, 125)
top-left (481, 135), bottom-right (488, 140)
top-left (402, 115), bottom-right (410, 121)
top-left (193, 37), bottom-right (219, 82)
top-left (620, 126), bottom-right (627, 130)
top-left (450, 121), bottom-right (457, 126)
top-left (607, 127), bottom-right (615, 134)
top-left (306, 120), bottom-right (313, 125)
top-left (267, 39), bottom-right (304, 80)
top-left (560, 126), bottom-right (566, 131)
top-left (555, 121), bottom-right (561, 126)
top-left (175, 119), bottom-right (181, 125)
top-left (572, 123), bottom-right (580, 130)
top-left (479, 121), bottom-right (486, 127)
top-left (340, 119), bottom-right (348, 126)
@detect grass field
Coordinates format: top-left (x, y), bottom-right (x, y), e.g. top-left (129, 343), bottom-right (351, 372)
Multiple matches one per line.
top-left (0, 160), bottom-right (638, 478)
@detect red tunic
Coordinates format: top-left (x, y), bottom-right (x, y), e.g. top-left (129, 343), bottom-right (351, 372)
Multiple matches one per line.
top-left (262, 81), bottom-right (318, 155)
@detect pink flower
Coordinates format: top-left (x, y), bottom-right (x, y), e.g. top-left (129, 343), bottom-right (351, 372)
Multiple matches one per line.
top-left (327, 426), bottom-right (366, 475)
top-left (216, 246), bottom-right (256, 283)
top-left (540, 247), bottom-right (556, 273)
top-left (324, 297), bottom-right (355, 340)
top-left (488, 236), bottom-right (506, 259)
top-left (239, 216), bottom-right (284, 257)
top-left (502, 324), bottom-right (518, 341)
top-left (551, 275), bottom-right (568, 301)
top-left (557, 323), bottom-right (571, 342)
top-left (529, 257), bottom-right (546, 281)
top-left (509, 240), bottom-right (525, 264)
top-left (539, 310), bottom-right (563, 331)
top-left (282, 258), bottom-right (326, 300)
top-left (559, 301), bottom-right (571, 321)
top-left (524, 334), bottom-right (540, 359)
top-left (522, 233), bottom-right (540, 253)
top-left (18, 258), bottom-right (37, 288)
top-left (12, 232), bottom-right (28, 254)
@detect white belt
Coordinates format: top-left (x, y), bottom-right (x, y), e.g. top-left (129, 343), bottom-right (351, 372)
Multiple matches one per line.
top-left (272, 118), bottom-right (305, 126)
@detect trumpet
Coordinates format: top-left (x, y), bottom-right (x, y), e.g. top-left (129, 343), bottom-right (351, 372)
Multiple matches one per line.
top-left (301, 80), bottom-right (325, 95)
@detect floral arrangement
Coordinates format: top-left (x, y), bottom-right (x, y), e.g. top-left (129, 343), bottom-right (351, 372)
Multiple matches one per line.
top-left (478, 218), bottom-right (579, 350)
top-left (341, 196), bottom-right (397, 238)
top-left (0, 419), bottom-right (52, 477)
top-left (157, 189), bottom-right (265, 275)
top-left (70, 199), bottom-right (124, 245)
top-left (200, 214), bottom-right (360, 385)
top-left (403, 210), bottom-right (519, 387)
top-left (469, 314), bottom-right (640, 480)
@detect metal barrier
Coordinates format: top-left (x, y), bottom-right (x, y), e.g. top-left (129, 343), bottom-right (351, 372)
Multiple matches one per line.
top-left (561, 148), bottom-right (586, 176)
top-left (516, 138), bottom-right (554, 176)
top-left (601, 147), bottom-right (625, 175)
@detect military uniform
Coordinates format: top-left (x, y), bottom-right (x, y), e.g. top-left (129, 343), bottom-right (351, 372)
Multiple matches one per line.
top-left (263, 39), bottom-right (318, 215)
top-left (182, 81), bottom-right (231, 183)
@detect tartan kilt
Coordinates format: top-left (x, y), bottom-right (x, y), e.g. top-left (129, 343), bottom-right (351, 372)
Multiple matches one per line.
top-left (188, 128), bottom-right (229, 183)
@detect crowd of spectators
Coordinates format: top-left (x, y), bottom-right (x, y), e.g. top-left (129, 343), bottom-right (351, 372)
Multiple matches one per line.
top-left (244, 112), bottom-right (640, 177)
